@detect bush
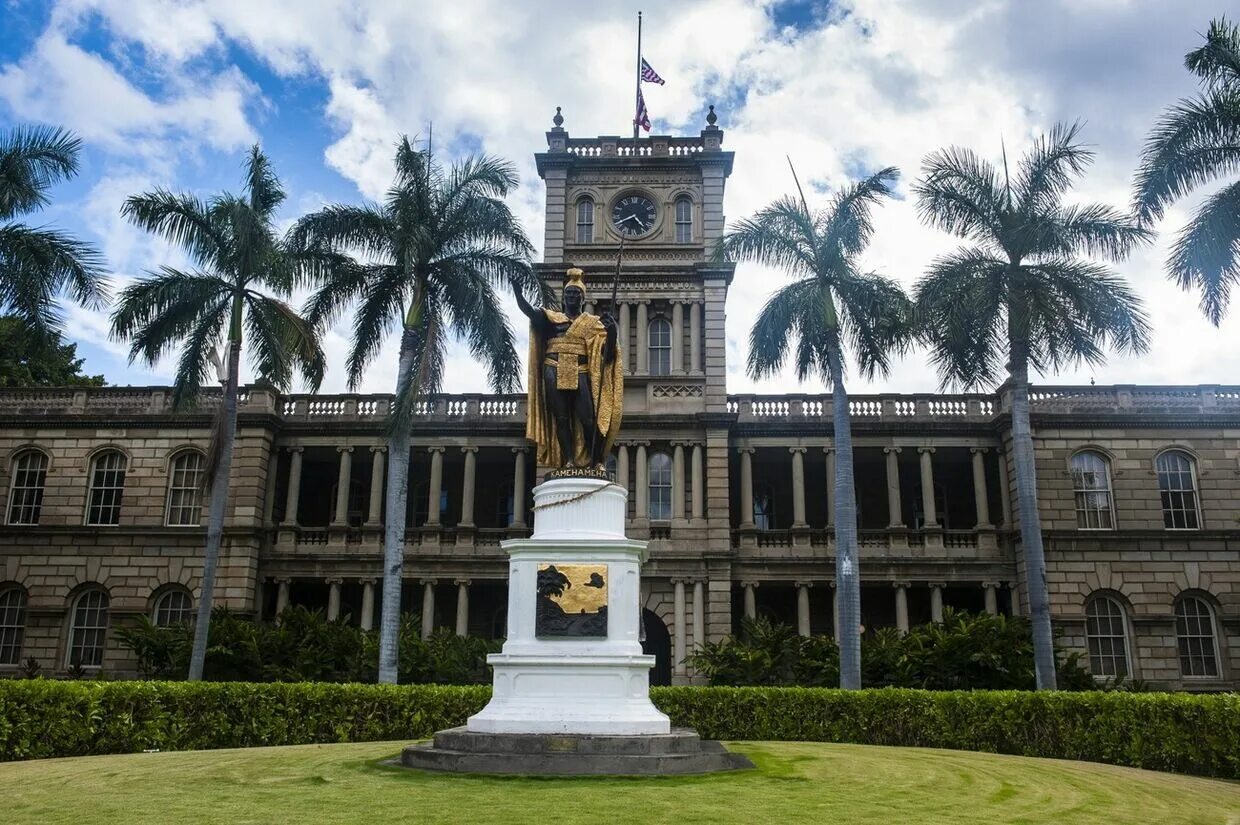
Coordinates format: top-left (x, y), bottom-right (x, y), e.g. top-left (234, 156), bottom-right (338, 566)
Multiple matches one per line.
top-left (1, 681), bottom-right (1236, 778)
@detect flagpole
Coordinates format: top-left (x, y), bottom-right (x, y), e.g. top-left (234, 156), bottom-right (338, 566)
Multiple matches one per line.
top-left (633, 11), bottom-right (642, 139)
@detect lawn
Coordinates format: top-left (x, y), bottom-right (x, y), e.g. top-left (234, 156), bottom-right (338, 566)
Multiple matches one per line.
top-left (3, 740), bottom-right (1238, 825)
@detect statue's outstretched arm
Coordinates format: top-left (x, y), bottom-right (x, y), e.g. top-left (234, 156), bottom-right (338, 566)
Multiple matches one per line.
top-left (514, 286), bottom-right (551, 333)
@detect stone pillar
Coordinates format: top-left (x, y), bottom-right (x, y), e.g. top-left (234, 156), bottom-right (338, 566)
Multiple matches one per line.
top-left (327, 577), bottom-right (342, 621)
top-left (420, 580), bottom-right (436, 640)
top-left (971, 447), bottom-right (992, 528)
top-left (894, 582), bottom-right (909, 635)
top-left (690, 444), bottom-right (704, 520)
top-left (692, 580), bottom-right (705, 652)
top-left (510, 447), bottom-right (528, 528)
top-left (275, 577), bottom-right (290, 616)
top-left (796, 582), bottom-right (811, 637)
top-left (918, 447), bottom-right (938, 528)
top-left (671, 302), bottom-right (684, 374)
top-left (635, 443), bottom-right (648, 521)
top-left (830, 581), bottom-right (840, 640)
top-left (689, 301), bottom-right (701, 375)
top-left (983, 581), bottom-right (999, 616)
top-left (738, 448), bottom-right (755, 529)
top-left (263, 456), bottom-right (279, 528)
top-left (1008, 581), bottom-right (1021, 616)
top-left (460, 447), bottom-right (477, 528)
top-left (426, 447), bottom-right (444, 526)
top-left (997, 448), bottom-right (1013, 527)
top-left (823, 447), bottom-right (836, 528)
top-left (672, 444), bottom-right (686, 520)
top-left (673, 579), bottom-right (687, 678)
top-left (884, 447), bottom-right (903, 528)
top-left (616, 443), bottom-right (629, 496)
top-left (333, 446), bottom-right (353, 526)
top-left (366, 447), bottom-right (385, 526)
top-left (360, 578), bottom-right (376, 631)
top-left (619, 302), bottom-right (631, 372)
top-left (455, 580), bottom-right (470, 636)
top-left (930, 582), bottom-right (945, 623)
top-left (790, 447), bottom-right (807, 528)
top-left (283, 447), bottom-right (303, 526)
top-left (636, 301), bottom-right (649, 374)
top-left (742, 582), bottom-right (757, 621)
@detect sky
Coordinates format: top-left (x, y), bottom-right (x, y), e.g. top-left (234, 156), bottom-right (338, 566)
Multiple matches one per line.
top-left (1, 0), bottom-right (1236, 397)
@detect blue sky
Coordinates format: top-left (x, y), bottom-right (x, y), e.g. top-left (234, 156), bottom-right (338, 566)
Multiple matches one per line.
top-left (2, 0), bottom-right (1237, 395)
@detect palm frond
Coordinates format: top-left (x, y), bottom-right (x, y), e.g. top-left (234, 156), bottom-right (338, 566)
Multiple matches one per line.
top-left (1167, 178), bottom-right (1240, 325)
top-left (344, 264), bottom-right (411, 389)
top-left (1035, 202), bottom-right (1154, 261)
top-left (169, 308), bottom-right (230, 409)
top-left (242, 145), bottom-right (285, 217)
top-left (718, 195), bottom-right (818, 275)
top-left (433, 262), bottom-right (521, 393)
top-left (0, 223), bottom-right (108, 332)
top-left (288, 203), bottom-right (393, 260)
top-left (121, 190), bottom-right (229, 269)
top-left (913, 145), bottom-right (1005, 246)
top-left (109, 266), bottom-right (232, 365)
top-left (746, 277), bottom-right (828, 382)
top-left (1014, 121), bottom-right (1091, 213)
top-left (1185, 17), bottom-right (1240, 91)
top-left (819, 167), bottom-right (899, 259)
top-left (835, 267), bottom-right (917, 381)
top-left (0, 125), bottom-right (83, 219)
top-left (243, 292), bottom-right (326, 392)
top-left (913, 247), bottom-right (1008, 390)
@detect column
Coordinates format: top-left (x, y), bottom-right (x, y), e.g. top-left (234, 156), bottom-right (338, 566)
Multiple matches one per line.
top-left (420, 580), bottom-right (436, 640)
top-left (983, 582), bottom-right (999, 616)
top-left (673, 579), bottom-right (687, 678)
top-left (635, 444), bottom-right (648, 521)
top-left (997, 448), bottom-right (1014, 527)
top-left (360, 578), bottom-right (376, 631)
top-left (796, 582), bottom-right (811, 637)
top-left (742, 582), bottom-right (757, 621)
top-left (616, 443), bottom-right (629, 495)
top-left (366, 447), bottom-right (385, 527)
top-left (692, 580), bottom-right (705, 652)
top-left (332, 446), bottom-right (353, 526)
top-left (459, 447), bottom-right (477, 528)
top-left (970, 447), bottom-right (993, 528)
top-left (426, 447), bottom-right (444, 526)
top-left (671, 302), bottom-right (684, 375)
top-left (894, 582), bottom-right (909, 635)
top-left (263, 456), bottom-right (279, 528)
top-left (283, 447), bottom-right (303, 526)
top-left (672, 443), bottom-right (686, 520)
top-left (930, 582), bottom-right (945, 623)
top-left (1008, 581), bottom-right (1021, 616)
top-left (738, 448), bottom-right (755, 529)
top-left (884, 447), bottom-right (903, 528)
top-left (455, 580), bottom-right (470, 636)
top-left (275, 577), bottom-right (290, 615)
top-left (689, 301), bottom-right (701, 375)
top-left (790, 447), bottom-right (807, 528)
top-left (918, 447), bottom-right (938, 528)
top-left (690, 444), bottom-right (704, 520)
top-left (326, 577), bottom-right (342, 621)
top-left (618, 302), bottom-right (631, 372)
top-left (635, 301), bottom-right (649, 374)
top-left (823, 447), bottom-right (836, 528)
top-left (510, 448), bottom-right (528, 528)
top-left (830, 581), bottom-right (840, 640)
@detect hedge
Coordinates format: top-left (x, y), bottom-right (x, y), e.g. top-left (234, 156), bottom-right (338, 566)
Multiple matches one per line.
top-left (2, 681), bottom-right (1237, 778)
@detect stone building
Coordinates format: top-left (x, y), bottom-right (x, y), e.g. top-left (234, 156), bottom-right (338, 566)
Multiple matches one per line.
top-left (1, 114), bottom-right (1238, 689)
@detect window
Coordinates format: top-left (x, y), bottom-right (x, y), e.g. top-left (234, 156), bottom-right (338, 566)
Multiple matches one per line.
top-left (0, 586), bottom-right (27, 666)
top-left (648, 452), bottom-right (672, 520)
top-left (1085, 595), bottom-right (1130, 679)
top-left (67, 589), bottom-right (109, 668)
top-left (648, 317), bottom-right (672, 376)
top-left (7, 450), bottom-right (48, 525)
top-left (1157, 450), bottom-right (1200, 530)
top-left (674, 196), bottom-right (693, 243)
top-left (1175, 596), bottom-right (1220, 678)
top-left (166, 451), bottom-right (205, 526)
top-left (1071, 451), bottom-right (1114, 529)
top-left (576, 198), bottom-right (594, 244)
top-left (86, 450), bottom-right (127, 526)
top-left (152, 589), bottom-right (193, 627)
top-left (753, 484), bottom-right (775, 531)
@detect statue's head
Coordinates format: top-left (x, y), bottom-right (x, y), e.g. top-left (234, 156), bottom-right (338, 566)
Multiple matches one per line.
top-left (562, 268), bottom-right (587, 317)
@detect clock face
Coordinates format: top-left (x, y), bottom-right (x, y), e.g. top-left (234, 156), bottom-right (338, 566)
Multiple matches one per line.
top-left (611, 194), bottom-right (657, 237)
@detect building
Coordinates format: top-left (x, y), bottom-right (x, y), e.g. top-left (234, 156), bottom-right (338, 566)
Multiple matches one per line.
top-left (1, 111), bottom-right (1238, 689)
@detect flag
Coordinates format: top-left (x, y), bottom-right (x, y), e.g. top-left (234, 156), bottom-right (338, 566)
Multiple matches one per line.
top-left (634, 88), bottom-right (652, 132)
top-left (641, 58), bottom-right (666, 85)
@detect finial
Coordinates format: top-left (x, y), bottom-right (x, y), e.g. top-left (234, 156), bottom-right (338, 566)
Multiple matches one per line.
top-left (553, 106), bottom-right (564, 128)
top-left (706, 104), bottom-right (718, 126)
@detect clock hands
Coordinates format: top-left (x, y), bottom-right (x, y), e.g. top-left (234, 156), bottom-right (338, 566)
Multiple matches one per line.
top-left (617, 213), bottom-right (646, 234)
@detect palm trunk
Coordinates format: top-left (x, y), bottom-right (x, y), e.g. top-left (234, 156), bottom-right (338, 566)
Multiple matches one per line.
top-left (827, 340), bottom-right (862, 689)
top-left (187, 310), bottom-right (242, 682)
top-left (1009, 342), bottom-right (1057, 690)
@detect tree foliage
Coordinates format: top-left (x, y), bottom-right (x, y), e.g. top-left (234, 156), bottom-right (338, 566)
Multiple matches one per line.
top-left (0, 315), bottom-right (104, 387)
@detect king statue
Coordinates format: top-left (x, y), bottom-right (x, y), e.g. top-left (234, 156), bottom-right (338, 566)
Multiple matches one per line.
top-left (515, 268), bottom-right (623, 472)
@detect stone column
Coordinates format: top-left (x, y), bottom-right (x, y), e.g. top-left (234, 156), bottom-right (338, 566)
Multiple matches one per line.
top-left (971, 447), bottom-right (993, 528)
top-left (790, 447), bottom-right (807, 528)
top-left (283, 447), bottom-right (303, 526)
top-left (459, 447), bottom-right (477, 528)
top-left (326, 577), bottom-right (342, 621)
top-left (671, 302), bottom-right (684, 375)
top-left (673, 579), bottom-right (687, 677)
top-left (1007, 581), bottom-right (1021, 616)
top-left (635, 443), bottom-right (648, 521)
top-left (616, 443), bottom-right (629, 496)
top-left (930, 582), bottom-right (945, 623)
top-left (618, 302), bottom-right (631, 372)
top-left (366, 447), bottom-right (385, 527)
top-left (884, 447), bottom-right (903, 528)
top-left (690, 444), bottom-right (704, 520)
top-left (426, 447), bottom-right (444, 526)
top-left (455, 579), bottom-right (471, 636)
top-left (360, 578), bottom-right (376, 631)
top-left (997, 448), bottom-right (1013, 527)
top-left (983, 581), bottom-right (999, 616)
top-left (636, 301), bottom-right (649, 374)
top-left (738, 448), bottom-right (755, 529)
top-left (823, 447), bottom-right (836, 528)
top-left (894, 582), bottom-right (909, 635)
top-left (796, 582), bottom-right (811, 637)
top-left (420, 580), bottom-right (436, 640)
top-left (263, 456), bottom-right (279, 528)
top-left (333, 446), bottom-right (353, 526)
top-left (689, 302), bottom-right (701, 375)
top-left (692, 580), bottom-right (705, 652)
top-left (672, 444), bottom-right (686, 521)
top-left (918, 447), bottom-right (938, 528)
top-left (742, 581), bottom-right (757, 621)
top-left (275, 577), bottom-right (290, 616)
top-left (510, 447), bottom-right (528, 528)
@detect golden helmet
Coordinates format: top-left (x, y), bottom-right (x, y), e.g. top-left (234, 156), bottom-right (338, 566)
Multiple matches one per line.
top-left (564, 267), bottom-right (588, 299)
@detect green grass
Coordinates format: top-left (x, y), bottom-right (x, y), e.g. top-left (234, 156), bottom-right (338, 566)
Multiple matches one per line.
top-left (3, 741), bottom-right (1238, 825)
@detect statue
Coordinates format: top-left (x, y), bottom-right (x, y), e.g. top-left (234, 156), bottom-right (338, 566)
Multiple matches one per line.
top-left (515, 268), bottom-right (623, 473)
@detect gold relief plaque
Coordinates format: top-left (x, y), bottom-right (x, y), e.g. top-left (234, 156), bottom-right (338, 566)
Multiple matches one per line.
top-left (536, 563), bottom-right (608, 638)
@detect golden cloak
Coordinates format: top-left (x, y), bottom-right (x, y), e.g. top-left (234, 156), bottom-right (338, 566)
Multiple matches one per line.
top-left (526, 309), bottom-right (624, 467)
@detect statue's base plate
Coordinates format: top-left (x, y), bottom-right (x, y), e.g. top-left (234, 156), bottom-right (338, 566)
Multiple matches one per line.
top-left (396, 727), bottom-right (754, 776)
top-left (545, 465), bottom-right (610, 480)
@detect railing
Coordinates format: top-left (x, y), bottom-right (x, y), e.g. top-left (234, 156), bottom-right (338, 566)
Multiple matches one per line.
top-left (727, 393), bottom-right (996, 422)
top-left (735, 528), bottom-right (989, 552)
top-left (278, 393), bottom-right (525, 424)
top-left (563, 135), bottom-right (709, 158)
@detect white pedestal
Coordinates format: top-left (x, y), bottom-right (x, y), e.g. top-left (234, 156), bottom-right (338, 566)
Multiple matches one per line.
top-left (467, 477), bottom-right (670, 735)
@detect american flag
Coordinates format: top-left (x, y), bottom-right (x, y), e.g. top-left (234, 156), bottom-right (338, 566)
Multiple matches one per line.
top-left (634, 88), bottom-right (652, 132)
top-left (641, 58), bottom-right (666, 85)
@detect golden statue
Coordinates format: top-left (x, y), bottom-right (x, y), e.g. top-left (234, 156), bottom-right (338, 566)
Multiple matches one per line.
top-left (515, 268), bottom-right (623, 471)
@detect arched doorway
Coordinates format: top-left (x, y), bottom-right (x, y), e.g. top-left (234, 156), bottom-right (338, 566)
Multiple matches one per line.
top-left (641, 609), bottom-right (672, 686)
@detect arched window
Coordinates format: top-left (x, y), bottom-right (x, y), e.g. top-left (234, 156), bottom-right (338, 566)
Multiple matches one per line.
top-left (648, 452), bottom-right (672, 520)
top-left (1084, 595), bottom-right (1130, 678)
top-left (1157, 450), bottom-right (1200, 530)
top-left (1071, 451), bottom-right (1114, 529)
top-left (674, 196), bottom-right (693, 243)
top-left (0, 586), bottom-right (28, 666)
top-left (67, 588), bottom-right (109, 668)
top-left (576, 197), bottom-right (594, 243)
top-left (152, 588), bottom-right (194, 627)
top-left (166, 451), bottom-right (205, 526)
top-left (648, 317), bottom-right (672, 375)
top-left (7, 450), bottom-right (48, 525)
top-left (86, 450), bottom-right (127, 526)
top-left (753, 483), bottom-right (775, 531)
top-left (1175, 596), bottom-right (1220, 678)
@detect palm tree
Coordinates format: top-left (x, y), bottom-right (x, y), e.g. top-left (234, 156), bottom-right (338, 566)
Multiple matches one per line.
top-left (717, 167), bottom-right (914, 690)
top-left (912, 123), bottom-right (1152, 689)
top-left (1133, 17), bottom-right (1240, 325)
top-left (111, 146), bottom-right (328, 681)
top-left (1, 125), bottom-right (107, 332)
top-left (291, 137), bottom-right (543, 684)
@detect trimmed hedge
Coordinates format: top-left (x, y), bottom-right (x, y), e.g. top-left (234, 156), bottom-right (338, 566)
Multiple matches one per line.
top-left (2, 681), bottom-right (1236, 778)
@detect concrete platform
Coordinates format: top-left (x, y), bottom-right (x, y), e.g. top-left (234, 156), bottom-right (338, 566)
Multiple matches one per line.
top-left (398, 727), bottom-right (754, 776)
